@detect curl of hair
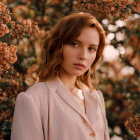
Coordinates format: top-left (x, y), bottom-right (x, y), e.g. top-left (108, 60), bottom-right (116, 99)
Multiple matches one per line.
top-left (37, 12), bottom-right (106, 93)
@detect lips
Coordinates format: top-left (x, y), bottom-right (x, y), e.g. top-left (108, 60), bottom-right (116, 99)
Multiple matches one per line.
top-left (74, 63), bottom-right (85, 68)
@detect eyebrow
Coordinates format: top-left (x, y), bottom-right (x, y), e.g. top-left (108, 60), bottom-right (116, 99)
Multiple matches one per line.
top-left (75, 39), bottom-right (98, 48)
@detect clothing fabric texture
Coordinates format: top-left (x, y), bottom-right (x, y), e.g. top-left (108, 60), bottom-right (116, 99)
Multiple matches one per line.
top-left (11, 76), bottom-right (110, 140)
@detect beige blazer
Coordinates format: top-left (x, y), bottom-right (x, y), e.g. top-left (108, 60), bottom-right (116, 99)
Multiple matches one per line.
top-left (11, 76), bottom-right (110, 140)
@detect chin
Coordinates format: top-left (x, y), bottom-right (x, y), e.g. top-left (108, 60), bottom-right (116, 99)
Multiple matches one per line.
top-left (71, 71), bottom-right (84, 76)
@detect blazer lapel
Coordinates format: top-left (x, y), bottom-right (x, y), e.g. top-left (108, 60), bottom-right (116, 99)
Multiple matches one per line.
top-left (82, 88), bottom-right (99, 128)
top-left (56, 77), bottom-right (90, 123)
top-left (46, 76), bottom-right (99, 132)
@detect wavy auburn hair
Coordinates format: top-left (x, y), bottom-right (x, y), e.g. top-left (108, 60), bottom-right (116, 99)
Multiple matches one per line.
top-left (37, 12), bottom-right (106, 92)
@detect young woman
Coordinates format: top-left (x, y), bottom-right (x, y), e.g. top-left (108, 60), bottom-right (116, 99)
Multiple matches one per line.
top-left (11, 12), bottom-right (110, 140)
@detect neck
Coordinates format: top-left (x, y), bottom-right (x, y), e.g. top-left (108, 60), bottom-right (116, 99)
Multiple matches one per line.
top-left (59, 71), bottom-right (77, 91)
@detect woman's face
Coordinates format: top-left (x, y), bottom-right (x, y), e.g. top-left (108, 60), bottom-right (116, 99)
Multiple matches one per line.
top-left (60, 27), bottom-right (100, 77)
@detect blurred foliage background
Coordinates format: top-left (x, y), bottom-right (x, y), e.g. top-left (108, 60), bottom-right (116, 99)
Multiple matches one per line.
top-left (0, 0), bottom-right (140, 140)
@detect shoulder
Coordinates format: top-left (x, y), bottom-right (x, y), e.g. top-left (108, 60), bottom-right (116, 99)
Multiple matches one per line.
top-left (96, 90), bottom-right (104, 102)
top-left (25, 82), bottom-right (47, 95)
top-left (16, 82), bottom-right (48, 106)
top-left (95, 90), bottom-right (106, 115)
top-left (94, 90), bottom-right (105, 104)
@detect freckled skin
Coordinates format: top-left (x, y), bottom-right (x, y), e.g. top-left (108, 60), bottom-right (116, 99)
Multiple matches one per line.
top-left (60, 27), bottom-right (100, 77)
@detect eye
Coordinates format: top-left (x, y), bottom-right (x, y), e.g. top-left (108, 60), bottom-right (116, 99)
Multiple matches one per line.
top-left (89, 47), bottom-right (96, 52)
top-left (71, 42), bottom-right (79, 47)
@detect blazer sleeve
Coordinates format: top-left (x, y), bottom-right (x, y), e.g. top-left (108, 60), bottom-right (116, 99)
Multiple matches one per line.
top-left (97, 90), bottom-right (110, 140)
top-left (10, 92), bottom-right (44, 140)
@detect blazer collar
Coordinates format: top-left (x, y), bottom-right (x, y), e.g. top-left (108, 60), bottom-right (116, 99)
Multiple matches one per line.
top-left (45, 75), bottom-right (99, 131)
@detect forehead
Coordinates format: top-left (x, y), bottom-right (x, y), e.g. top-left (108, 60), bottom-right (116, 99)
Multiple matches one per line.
top-left (77, 27), bottom-right (100, 46)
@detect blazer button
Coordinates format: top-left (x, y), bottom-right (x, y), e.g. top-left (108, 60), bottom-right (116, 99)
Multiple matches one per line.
top-left (89, 132), bottom-right (95, 137)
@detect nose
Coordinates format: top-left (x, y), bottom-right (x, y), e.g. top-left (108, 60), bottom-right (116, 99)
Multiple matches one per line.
top-left (79, 48), bottom-right (87, 61)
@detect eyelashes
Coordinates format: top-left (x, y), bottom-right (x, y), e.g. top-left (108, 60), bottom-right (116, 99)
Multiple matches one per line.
top-left (70, 42), bottom-right (96, 52)
top-left (70, 42), bottom-right (78, 47)
top-left (89, 47), bottom-right (96, 51)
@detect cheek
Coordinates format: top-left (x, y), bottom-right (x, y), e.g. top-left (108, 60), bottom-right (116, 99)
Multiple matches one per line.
top-left (63, 48), bottom-right (76, 61)
top-left (87, 54), bottom-right (97, 65)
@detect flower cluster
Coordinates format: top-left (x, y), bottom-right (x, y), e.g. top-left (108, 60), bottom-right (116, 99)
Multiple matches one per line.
top-left (0, 1), bottom-right (40, 40)
top-left (73, 0), bottom-right (140, 19)
top-left (10, 19), bottom-right (40, 40)
top-left (0, 2), bottom-right (11, 24)
top-left (132, 1), bottom-right (140, 13)
top-left (124, 114), bottom-right (140, 138)
top-left (0, 2), bottom-right (40, 75)
top-left (0, 42), bottom-right (17, 74)
top-left (0, 2), bottom-right (11, 37)
top-left (0, 24), bottom-right (9, 37)
top-left (124, 18), bottom-right (140, 72)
